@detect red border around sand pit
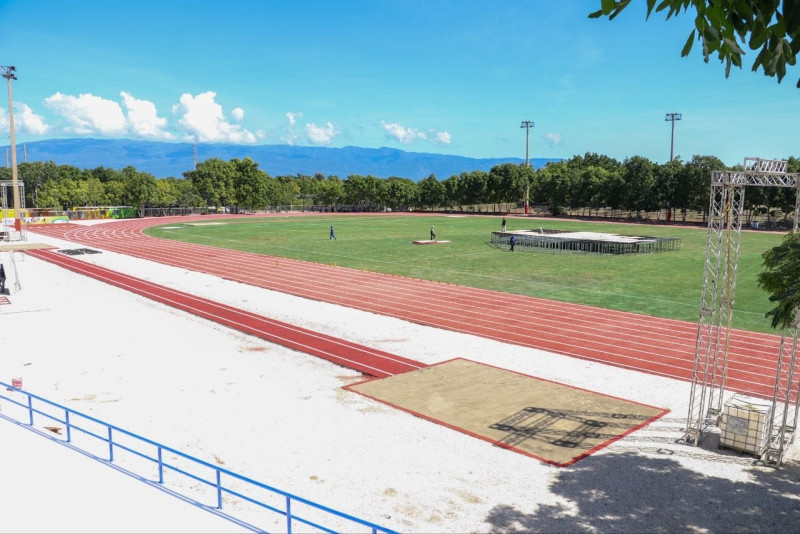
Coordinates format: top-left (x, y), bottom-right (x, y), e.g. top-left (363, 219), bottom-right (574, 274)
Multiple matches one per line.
top-left (345, 358), bottom-right (670, 467)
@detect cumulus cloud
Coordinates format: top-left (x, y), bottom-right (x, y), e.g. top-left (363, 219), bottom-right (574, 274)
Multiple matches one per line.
top-left (544, 132), bottom-right (562, 148)
top-left (44, 92), bottom-right (127, 135)
top-left (380, 120), bottom-right (451, 147)
top-left (305, 121), bottom-right (337, 145)
top-left (286, 111), bottom-right (303, 126)
top-left (172, 91), bottom-right (257, 143)
top-left (282, 112), bottom-right (305, 145)
top-left (434, 131), bottom-right (452, 146)
top-left (120, 92), bottom-right (174, 140)
top-left (0, 103), bottom-right (49, 135)
top-left (381, 120), bottom-right (419, 144)
top-left (231, 107), bottom-right (244, 121)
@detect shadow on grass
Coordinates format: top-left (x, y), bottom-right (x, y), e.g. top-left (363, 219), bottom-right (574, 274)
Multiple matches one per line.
top-left (485, 449), bottom-right (800, 533)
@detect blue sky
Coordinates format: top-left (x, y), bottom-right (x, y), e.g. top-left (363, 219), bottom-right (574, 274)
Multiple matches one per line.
top-left (0, 0), bottom-right (797, 167)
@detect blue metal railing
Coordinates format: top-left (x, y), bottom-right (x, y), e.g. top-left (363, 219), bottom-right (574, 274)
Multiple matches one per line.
top-left (0, 381), bottom-right (397, 534)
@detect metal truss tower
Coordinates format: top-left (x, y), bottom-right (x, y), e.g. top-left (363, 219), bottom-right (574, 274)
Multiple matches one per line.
top-left (682, 158), bottom-right (800, 466)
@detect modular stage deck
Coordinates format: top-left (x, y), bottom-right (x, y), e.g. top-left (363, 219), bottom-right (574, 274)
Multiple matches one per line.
top-left (492, 229), bottom-right (681, 254)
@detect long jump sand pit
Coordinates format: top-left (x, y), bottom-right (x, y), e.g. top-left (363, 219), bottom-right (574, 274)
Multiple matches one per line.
top-left (346, 358), bottom-right (668, 466)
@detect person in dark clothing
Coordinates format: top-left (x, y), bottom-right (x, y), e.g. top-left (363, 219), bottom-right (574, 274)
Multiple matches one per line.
top-left (501, 217), bottom-right (507, 232)
top-left (430, 226), bottom-right (436, 241)
top-left (509, 235), bottom-right (516, 252)
top-left (329, 226), bottom-right (337, 240)
top-left (0, 263), bottom-right (6, 293)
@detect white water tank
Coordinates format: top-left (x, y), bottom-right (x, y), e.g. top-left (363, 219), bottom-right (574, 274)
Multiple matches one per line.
top-left (719, 394), bottom-right (772, 455)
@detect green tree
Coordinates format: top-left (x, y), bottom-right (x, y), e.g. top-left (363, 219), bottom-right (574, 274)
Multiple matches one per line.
top-left (655, 158), bottom-right (685, 218)
top-left (536, 162), bottom-right (572, 215)
top-left (318, 175), bottom-right (345, 209)
top-left (443, 174), bottom-right (461, 209)
top-left (184, 158), bottom-right (236, 207)
top-left (622, 156), bottom-right (657, 216)
top-left (416, 173), bottom-right (445, 209)
top-left (459, 170), bottom-right (489, 210)
top-left (489, 163), bottom-right (533, 209)
top-left (758, 232), bottom-right (800, 328)
top-left (343, 174), bottom-right (381, 209)
top-left (120, 166), bottom-right (157, 214)
top-left (231, 157), bottom-right (270, 209)
top-left (591, 0), bottom-right (800, 87)
top-left (682, 155), bottom-right (726, 219)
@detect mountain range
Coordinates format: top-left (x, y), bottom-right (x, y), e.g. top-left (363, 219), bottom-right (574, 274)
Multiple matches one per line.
top-left (4, 138), bottom-right (559, 181)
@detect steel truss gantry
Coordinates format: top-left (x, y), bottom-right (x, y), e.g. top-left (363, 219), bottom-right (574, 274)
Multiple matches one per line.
top-left (682, 158), bottom-right (800, 466)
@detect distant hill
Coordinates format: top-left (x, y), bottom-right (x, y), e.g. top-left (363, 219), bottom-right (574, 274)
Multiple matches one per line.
top-left (6, 138), bottom-right (559, 181)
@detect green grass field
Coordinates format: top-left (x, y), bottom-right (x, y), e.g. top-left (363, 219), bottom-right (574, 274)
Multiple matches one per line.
top-left (145, 214), bottom-right (787, 334)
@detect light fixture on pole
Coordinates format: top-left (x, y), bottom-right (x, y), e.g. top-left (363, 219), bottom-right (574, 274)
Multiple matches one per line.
top-left (520, 121), bottom-right (534, 215)
top-left (1, 65), bottom-right (21, 233)
top-left (665, 112), bottom-right (682, 162)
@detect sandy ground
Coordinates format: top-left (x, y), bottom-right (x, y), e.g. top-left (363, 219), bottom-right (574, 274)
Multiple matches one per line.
top-left (1, 222), bottom-right (800, 533)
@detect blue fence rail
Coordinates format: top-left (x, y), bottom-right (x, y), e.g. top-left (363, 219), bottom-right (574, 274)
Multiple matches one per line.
top-left (0, 382), bottom-right (397, 534)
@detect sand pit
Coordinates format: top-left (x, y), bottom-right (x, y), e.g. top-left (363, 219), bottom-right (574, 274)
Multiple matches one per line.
top-left (347, 359), bottom-right (668, 466)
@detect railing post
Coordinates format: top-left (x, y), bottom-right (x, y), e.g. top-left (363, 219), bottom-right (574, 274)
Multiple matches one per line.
top-left (27, 395), bottom-right (33, 426)
top-left (65, 410), bottom-right (71, 442)
top-left (157, 447), bottom-right (163, 483)
top-left (108, 427), bottom-right (114, 461)
top-left (286, 495), bottom-right (292, 534)
top-left (216, 470), bottom-right (222, 509)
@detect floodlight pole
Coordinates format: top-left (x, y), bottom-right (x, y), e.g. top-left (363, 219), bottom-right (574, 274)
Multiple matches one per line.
top-left (665, 112), bottom-right (682, 162)
top-left (521, 121), bottom-right (534, 215)
top-left (2, 65), bottom-right (20, 231)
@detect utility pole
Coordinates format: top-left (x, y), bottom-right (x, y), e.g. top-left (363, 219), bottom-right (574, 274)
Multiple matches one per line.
top-left (665, 112), bottom-right (682, 162)
top-left (2, 65), bottom-right (20, 233)
top-left (520, 120), bottom-right (534, 215)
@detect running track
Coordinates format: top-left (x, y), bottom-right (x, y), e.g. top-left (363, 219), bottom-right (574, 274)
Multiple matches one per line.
top-left (26, 248), bottom-right (424, 379)
top-left (28, 215), bottom-right (795, 399)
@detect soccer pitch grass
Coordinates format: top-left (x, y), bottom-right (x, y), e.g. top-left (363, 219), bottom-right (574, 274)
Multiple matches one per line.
top-left (145, 214), bottom-right (786, 334)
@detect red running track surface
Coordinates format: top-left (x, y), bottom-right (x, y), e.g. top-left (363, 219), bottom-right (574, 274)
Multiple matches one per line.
top-left (26, 248), bottom-right (425, 379)
top-left (29, 216), bottom-right (792, 399)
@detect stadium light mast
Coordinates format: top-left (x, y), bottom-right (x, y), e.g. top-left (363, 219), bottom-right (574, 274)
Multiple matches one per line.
top-left (521, 120), bottom-right (534, 215)
top-left (2, 65), bottom-right (21, 232)
top-left (665, 112), bottom-right (682, 162)
top-left (520, 120), bottom-right (534, 167)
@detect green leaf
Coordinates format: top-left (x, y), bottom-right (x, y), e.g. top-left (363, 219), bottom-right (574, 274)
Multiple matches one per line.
top-left (681, 29), bottom-right (696, 56)
top-left (750, 22), bottom-right (767, 49)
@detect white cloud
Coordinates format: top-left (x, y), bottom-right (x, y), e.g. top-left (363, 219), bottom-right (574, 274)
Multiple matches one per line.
top-left (231, 107), bottom-right (244, 121)
top-left (381, 120), bottom-right (451, 147)
top-left (120, 92), bottom-right (174, 140)
top-left (173, 91), bottom-right (257, 143)
top-left (544, 132), bottom-right (562, 148)
top-left (283, 112), bottom-right (305, 145)
top-left (286, 111), bottom-right (303, 126)
top-left (305, 121), bottom-right (337, 145)
top-left (0, 103), bottom-right (49, 135)
top-left (44, 92), bottom-right (127, 135)
top-left (381, 120), bottom-right (419, 144)
top-left (434, 131), bottom-right (452, 145)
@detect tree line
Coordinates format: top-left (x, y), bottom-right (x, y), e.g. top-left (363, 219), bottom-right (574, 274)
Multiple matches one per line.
top-left (2, 153), bottom-right (798, 219)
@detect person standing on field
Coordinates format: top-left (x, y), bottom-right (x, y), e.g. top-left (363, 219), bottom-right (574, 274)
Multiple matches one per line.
top-left (430, 226), bottom-right (436, 241)
top-left (501, 217), bottom-right (507, 232)
top-left (329, 225), bottom-right (337, 240)
top-left (509, 235), bottom-right (516, 252)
